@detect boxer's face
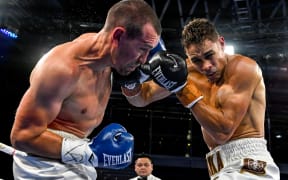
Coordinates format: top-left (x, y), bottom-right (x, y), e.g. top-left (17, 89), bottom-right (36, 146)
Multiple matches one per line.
top-left (185, 38), bottom-right (226, 83)
top-left (113, 23), bottom-right (159, 76)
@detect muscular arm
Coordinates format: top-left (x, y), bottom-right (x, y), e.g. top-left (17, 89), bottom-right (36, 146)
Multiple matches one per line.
top-left (10, 46), bottom-right (77, 159)
top-left (189, 57), bottom-right (264, 146)
top-left (123, 51), bottom-right (187, 107)
top-left (124, 80), bottom-right (172, 107)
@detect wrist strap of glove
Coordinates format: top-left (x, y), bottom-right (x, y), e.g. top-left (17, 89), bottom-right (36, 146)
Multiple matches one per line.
top-left (61, 138), bottom-right (98, 167)
top-left (176, 80), bottom-right (203, 108)
top-left (171, 82), bottom-right (187, 93)
top-left (185, 95), bottom-right (204, 108)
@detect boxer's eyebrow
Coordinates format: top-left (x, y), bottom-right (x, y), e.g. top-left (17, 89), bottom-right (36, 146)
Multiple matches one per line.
top-left (140, 38), bottom-right (156, 49)
top-left (203, 50), bottom-right (214, 56)
top-left (141, 43), bottom-right (154, 51)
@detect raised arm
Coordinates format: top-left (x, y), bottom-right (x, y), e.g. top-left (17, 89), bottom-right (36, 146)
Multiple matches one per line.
top-left (120, 50), bottom-right (188, 107)
top-left (177, 56), bottom-right (265, 145)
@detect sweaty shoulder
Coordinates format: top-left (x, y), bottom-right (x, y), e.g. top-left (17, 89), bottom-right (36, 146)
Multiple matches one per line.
top-left (72, 33), bottom-right (98, 42)
top-left (228, 54), bottom-right (259, 71)
top-left (30, 42), bottom-right (82, 89)
top-left (225, 54), bottom-right (263, 86)
top-left (44, 33), bottom-right (98, 65)
top-left (58, 33), bottom-right (98, 55)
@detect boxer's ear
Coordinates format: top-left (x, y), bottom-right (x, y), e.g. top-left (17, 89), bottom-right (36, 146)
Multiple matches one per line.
top-left (112, 27), bottom-right (125, 42)
top-left (218, 36), bottom-right (225, 51)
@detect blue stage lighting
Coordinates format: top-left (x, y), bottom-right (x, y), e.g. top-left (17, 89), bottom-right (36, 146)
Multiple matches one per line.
top-left (0, 28), bottom-right (18, 39)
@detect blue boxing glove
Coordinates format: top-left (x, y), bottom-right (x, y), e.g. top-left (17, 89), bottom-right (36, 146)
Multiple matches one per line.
top-left (89, 123), bottom-right (133, 169)
top-left (61, 123), bottom-right (134, 169)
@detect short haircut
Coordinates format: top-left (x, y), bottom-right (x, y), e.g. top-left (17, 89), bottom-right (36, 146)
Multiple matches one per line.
top-left (134, 153), bottom-right (153, 164)
top-left (104, 0), bottom-right (162, 39)
top-left (181, 18), bottom-right (219, 48)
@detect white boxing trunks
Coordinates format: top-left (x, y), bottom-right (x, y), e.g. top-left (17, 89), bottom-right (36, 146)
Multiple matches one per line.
top-left (205, 138), bottom-right (280, 180)
top-left (13, 129), bottom-right (97, 180)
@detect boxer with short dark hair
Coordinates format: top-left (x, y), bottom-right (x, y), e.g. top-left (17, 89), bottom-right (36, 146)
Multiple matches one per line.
top-left (10, 0), bottom-right (161, 179)
top-left (121, 18), bottom-right (280, 179)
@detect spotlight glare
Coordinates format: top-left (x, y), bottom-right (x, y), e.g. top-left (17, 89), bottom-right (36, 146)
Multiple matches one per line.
top-left (224, 45), bottom-right (234, 55)
top-left (275, 134), bottom-right (282, 139)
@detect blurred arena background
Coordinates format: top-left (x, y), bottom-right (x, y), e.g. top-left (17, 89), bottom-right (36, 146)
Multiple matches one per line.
top-left (1, 0), bottom-right (288, 179)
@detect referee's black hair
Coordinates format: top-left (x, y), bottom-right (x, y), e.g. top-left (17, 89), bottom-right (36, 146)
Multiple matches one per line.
top-left (134, 152), bottom-right (153, 164)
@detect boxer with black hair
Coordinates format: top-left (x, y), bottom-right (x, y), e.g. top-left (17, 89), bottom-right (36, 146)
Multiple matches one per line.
top-left (121, 18), bottom-right (280, 180)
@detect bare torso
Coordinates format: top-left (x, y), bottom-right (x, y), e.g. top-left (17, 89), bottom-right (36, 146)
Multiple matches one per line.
top-left (11, 33), bottom-right (113, 157)
top-left (125, 53), bottom-right (266, 151)
top-left (187, 54), bottom-right (266, 149)
top-left (48, 66), bottom-right (112, 138)
top-left (43, 37), bottom-right (113, 138)
top-left (11, 26), bottom-right (160, 158)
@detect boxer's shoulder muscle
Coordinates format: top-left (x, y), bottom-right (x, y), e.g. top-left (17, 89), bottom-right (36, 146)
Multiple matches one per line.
top-left (224, 55), bottom-right (262, 95)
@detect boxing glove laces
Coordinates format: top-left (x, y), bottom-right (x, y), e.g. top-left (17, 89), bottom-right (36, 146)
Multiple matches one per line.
top-left (61, 123), bottom-right (134, 169)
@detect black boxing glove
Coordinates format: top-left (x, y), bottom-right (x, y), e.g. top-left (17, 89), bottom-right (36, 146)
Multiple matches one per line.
top-left (117, 38), bottom-right (167, 97)
top-left (141, 51), bottom-right (188, 93)
top-left (116, 68), bottom-right (150, 89)
top-left (114, 68), bottom-right (150, 97)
